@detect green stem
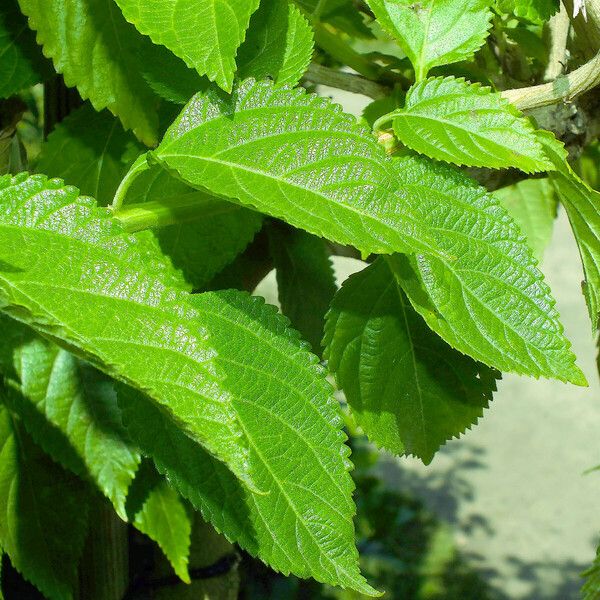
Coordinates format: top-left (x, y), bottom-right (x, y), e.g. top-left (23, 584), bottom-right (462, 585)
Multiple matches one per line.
top-left (111, 195), bottom-right (238, 232)
top-left (111, 154), bottom-right (150, 211)
top-left (313, 23), bottom-right (382, 80)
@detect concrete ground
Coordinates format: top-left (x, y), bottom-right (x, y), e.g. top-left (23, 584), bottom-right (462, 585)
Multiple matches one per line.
top-left (257, 87), bottom-right (600, 599)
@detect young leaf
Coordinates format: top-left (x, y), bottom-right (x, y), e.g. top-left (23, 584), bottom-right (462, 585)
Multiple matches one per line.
top-left (389, 77), bottom-right (552, 172)
top-left (237, 0), bottom-right (314, 86)
top-left (0, 0), bottom-right (53, 98)
top-left (36, 103), bottom-right (143, 206)
top-left (126, 461), bottom-right (192, 583)
top-left (0, 403), bottom-right (90, 600)
top-left (118, 289), bottom-right (378, 596)
top-left (324, 258), bottom-right (499, 464)
top-left (389, 155), bottom-right (585, 385)
top-left (120, 162), bottom-right (262, 290)
top-left (113, 0), bottom-right (260, 92)
top-left (267, 223), bottom-right (337, 353)
top-left (0, 173), bottom-right (251, 486)
top-left (149, 78), bottom-right (438, 258)
top-left (494, 178), bottom-right (557, 260)
top-left (0, 314), bottom-right (140, 519)
top-left (18, 0), bottom-right (161, 144)
top-left (497, 0), bottom-right (560, 23)
top-left (367, 0), bottom-right (493, 80)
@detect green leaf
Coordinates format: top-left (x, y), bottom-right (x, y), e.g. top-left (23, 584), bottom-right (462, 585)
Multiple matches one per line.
top-left (126, 461), bottom-right (192, 583)
top-left (149, 78), bottom-right (439, 258)
top-left (0, 402), bottom-right (90, 600)
top-left (497, 0), bottom-right (559, 23)
top-left (389, 155), bottom-right (585, 385)
top-left (121, 161), bottom-right (263, 290)
top-left (0, 173), bottom-right (251, 486)
top-left (18, 0), bottom-right (161, 145)
top-left (268, 224), bottom-right (337, 353)
top-left (582, 543), bottom-right (600, 600)
top-left (0, 314), bottom-right (140, 519)
top-left (367, 0), bottom-right (493, 79)
top-left (494, 178), bottom-right (557, 260)
top-left (296, 0), bottom-right (373, 39)
top-left (389, 77), bottom-right (552, 172)
top-left (113, 0), bottom-right (260, 92)
top-left (324, 258), bottom-right (499, 464)
top-left (0, 0), bottom-right (53, 98)
top-left (541, 133), bottom-right (600, 331)
top-left (237, 0), bottom-right (314, 86)
top-left (118, 289), bottom-right (378, 596)
top-left (35, 103), bottom-right (143, 206)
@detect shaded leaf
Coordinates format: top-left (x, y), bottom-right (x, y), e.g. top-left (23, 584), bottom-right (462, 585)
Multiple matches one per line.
top-left (324, 258), bottom-right (498, 464)
top-left (267, 223), bottom-right (336, 353)
top-left (0, 403), bottom-right (90, 600)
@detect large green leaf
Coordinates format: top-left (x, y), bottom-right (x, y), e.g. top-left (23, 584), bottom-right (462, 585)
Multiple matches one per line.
top-left (267, 223), bottom-right (337, 353)
top-left (0, 402), bottom-right (90, 600)
top-left (541, 134), bottom-right (600, 331)
top-left (494, 178), bottom-right (557, 260)
top-left (0, 173), bottom-right (251, 485)
top-left (113, 0), bottom-right (260, 92)
top-left (324, 258), bottom-right (498, 464)
top-left (0, 0), bottom-right (52, 98)
top-left (126, 461), bottom-right (192, 583)
top-left (18, 0), bottom-right (161, 145)
top-left (367, 0), bottom-right (493, 79)
top-left (389, 155), bottom-right (585, 385)
top-left (146, 78), bottom-right (438, 258)
top-left (120, 161), bottom-right (263, 290)
top-left (118, 289), bottom-right (377, 596)
top-left (0, 314), bottom-right (140, 519)
top-left (389, 77), bottom-right (552, 172)
top-left (36, 103), bottom-right (143, 206)
top-left (237, 0), bottom-right (314, 86)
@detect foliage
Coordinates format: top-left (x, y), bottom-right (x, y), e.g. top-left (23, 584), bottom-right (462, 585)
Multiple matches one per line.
top-left (0, 0), bottom-right (598, 598)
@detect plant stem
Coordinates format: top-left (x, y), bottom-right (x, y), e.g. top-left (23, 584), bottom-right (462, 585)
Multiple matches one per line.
top-left (303, 63), bottom-right (390, 98)
top-left (502, 49), bottom-right (600, 109)
top-left (112, 194), bottom-right (239, 232)
top-left (313, 22), bottom-right (382, 80)
top-left (544, 1), bottom-right (571, 81)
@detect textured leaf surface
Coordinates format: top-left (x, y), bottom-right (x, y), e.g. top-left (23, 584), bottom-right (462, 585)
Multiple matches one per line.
top-left (121, 161), bottom-right (262, 289)
top-left (36, 103), bottom-right (143, 206)
top-left (151, 78), bottom-right (437, 258)
top-left (118, 289), bottom-right (377, 596)
top-left (367, 0), bottom-right (493, 79)
top-left (390, 155), bottom-right (584, 384)
top-left (324, 258), bottom-right (498, 463)
top-left (0, 173), bottom-right (251, 484)
top-left (542, 135), bottom-right (600, 330)
top-left (497, 0), bottom-right (559, 22)
top-left (494, 178), bottom-right (557, 259)
top-left (238, 0), bottom-right (314, 86)
top-left (0, 314), bottom-right (140, 518)
top-left (0, 0), bottom-right (52, 98)
top-left (127, 461), bottom-right (192, 583)
top-left (268, 224), bottom-right (336, 353)
top-left (114, 0), bottom-right (260, 91)
top-left (18, 0), bottom-right (160, 144)
top-left (391, 77), bottom-right (552, 172)
top-left (0, 403), bottom-right (90, 600)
